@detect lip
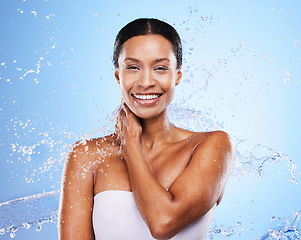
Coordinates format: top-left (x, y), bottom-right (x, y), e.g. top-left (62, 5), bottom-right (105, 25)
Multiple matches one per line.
top-left (131, 93), bottom-right (163, 106)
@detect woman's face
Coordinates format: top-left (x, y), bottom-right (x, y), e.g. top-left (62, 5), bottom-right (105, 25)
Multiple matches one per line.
top-left (115, 34), bottom-right (182, 119)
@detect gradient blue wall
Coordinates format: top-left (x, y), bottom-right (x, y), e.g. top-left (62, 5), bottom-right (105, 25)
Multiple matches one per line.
top-left (0, 0), bottom-right (300, 239)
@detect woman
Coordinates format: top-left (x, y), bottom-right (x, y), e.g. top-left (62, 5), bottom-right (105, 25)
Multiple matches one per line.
top-left (58, 18), bottom-right (234, 240)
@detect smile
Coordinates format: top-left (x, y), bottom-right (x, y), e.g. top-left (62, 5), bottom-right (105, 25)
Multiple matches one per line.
top-left (132, 93), bottom-right (162, 100)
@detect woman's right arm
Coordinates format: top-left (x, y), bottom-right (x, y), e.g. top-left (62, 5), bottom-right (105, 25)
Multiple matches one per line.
top-left (58, 143), bottom-right (95, 240)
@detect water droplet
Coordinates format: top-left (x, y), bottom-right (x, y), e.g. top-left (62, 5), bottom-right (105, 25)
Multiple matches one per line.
top-left (31, 11), bottom-right (37, 17)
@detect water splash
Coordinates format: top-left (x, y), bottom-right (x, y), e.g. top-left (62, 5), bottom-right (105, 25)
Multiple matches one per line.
top-left (256, 211), bottom-right (301, 240)
top-left (170, 105), bottom-right (297, 183)
top-left (0, 190), bottom-right (60, 238)
top-left (234, 140), bottom-right (297, 184)
top-left (0, 106), bottom-right (298, 238)
top-left (1, 1), bottom-right (300, 238)
top-left (1, 190), bottom-right (299, 239)
top-left (207, 211), bottom-right (301, 239)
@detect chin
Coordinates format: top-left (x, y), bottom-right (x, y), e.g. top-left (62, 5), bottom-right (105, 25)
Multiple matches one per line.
top-left (132, 110), bottom-right (157, 119)
top-left (131, 107), bottom-right (166, 120)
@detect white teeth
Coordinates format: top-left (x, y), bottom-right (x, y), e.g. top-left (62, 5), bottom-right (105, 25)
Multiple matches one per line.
top-left (133, 94), bottom-right (161, 100)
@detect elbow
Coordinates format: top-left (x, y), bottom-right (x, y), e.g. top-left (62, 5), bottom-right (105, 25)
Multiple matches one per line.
top-left (149, 226), bottom-right (172, 240)
top-left (148, 219), bottom-right (177, 240)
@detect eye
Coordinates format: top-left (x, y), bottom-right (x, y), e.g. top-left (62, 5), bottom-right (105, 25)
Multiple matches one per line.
top-left (154, 66), bottom-right (169, 71)
top-left (125, 65), bottom-right (140, 70)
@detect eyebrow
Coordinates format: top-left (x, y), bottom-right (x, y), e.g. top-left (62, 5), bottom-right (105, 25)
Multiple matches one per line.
top-left (124, 58), bottom-right (140, 62)
top-left (154, 58), bottom-right (170, 63)
top-left (124, 58), bottom-right (170, 63)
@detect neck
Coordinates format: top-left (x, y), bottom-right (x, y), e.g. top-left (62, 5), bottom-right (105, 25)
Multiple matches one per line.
top-left (139, 109), bottom-right (176, 150)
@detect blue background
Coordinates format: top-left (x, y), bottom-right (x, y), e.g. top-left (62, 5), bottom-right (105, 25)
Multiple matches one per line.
top-left (0, 0), bottom-right (300, 239)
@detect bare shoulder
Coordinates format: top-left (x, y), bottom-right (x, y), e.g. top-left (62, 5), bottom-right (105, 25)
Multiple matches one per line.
top-left (176, 127), bottom-right (233, 150)
top-left (177, 130), bottom-right (234, 169)
top-left (64, 134), bottom-right (120, 173)
top-left (192, 130), bottom-right (235, 167)
top-left (187, 130), bottom-right (232, 147)
top-left (199, 130), bottom-right (233, 146)
top-left (71, 134), bottom-right (118, 153)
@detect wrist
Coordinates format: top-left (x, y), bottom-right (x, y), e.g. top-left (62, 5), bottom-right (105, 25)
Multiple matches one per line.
top-left (127, 135), bottom-right (140, 144)
top-left (122, 138), bottom-right (141, 159)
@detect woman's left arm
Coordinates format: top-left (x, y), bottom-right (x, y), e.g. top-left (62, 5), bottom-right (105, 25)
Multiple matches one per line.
top-left (118, 106), bottom-right (234, 240)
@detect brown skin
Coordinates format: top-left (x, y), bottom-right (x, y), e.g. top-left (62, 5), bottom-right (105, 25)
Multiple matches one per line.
top-left (58, 35), bottom-right (234, 240)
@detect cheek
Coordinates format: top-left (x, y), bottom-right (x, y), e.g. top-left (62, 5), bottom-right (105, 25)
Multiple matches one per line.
top-left (119, 84), bottom-right (129, 98)
top-left (160, 74), bottom-right (176, 90)
top-left (167, 87), bottom-right (176, 101)
top-left (119, 80), bottom-right (133, 104)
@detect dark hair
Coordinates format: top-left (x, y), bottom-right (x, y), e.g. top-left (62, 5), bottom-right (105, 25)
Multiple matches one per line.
top-left (113, 18), bottom-right (182, 69)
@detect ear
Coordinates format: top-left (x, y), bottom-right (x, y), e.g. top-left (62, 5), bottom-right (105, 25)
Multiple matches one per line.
top-left (175, 67), bottom-right (182, 86)
top-left (115, 69), bottom-right (120, 84)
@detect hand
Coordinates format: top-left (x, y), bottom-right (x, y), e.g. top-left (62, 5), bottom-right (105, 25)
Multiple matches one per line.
top-left (115, 103), bottom-right (142, 148)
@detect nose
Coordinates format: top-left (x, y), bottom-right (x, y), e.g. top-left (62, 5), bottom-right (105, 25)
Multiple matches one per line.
top-left (138, 69), bottom-right (156, 88)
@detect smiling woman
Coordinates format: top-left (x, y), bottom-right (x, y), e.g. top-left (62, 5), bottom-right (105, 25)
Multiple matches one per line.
top-left (1, 1), bottom-right (300, 239)
top-left (58, 18), bottom-right (234, 240)
top-left (115, 34), bottom-right (181, 118)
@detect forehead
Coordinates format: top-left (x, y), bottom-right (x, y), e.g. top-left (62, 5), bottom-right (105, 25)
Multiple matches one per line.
top-left (119, 35), bottom-right (175, 61)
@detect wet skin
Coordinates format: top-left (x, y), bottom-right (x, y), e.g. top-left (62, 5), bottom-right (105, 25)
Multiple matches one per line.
top-left (58, 35), bottom-right (234, 240)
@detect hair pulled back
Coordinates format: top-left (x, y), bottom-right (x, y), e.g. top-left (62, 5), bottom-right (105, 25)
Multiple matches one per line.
top-left (113, 18), bottom-right (182, 69)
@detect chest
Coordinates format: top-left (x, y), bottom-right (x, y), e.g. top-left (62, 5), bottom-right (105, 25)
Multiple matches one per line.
top-left (143, 144), bottom-right (193, 188)
top-left (93, 140), bottom-right (196, 194)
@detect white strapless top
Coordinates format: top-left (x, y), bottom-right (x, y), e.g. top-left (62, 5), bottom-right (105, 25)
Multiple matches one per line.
top-left (92, 190), bottom-right (215, 240)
